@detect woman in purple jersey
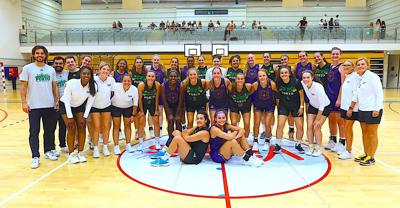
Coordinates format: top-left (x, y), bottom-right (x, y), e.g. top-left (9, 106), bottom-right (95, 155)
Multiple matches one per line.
top-left (206, 67), bottom-right (232, 124)
top-left (181, 56), bottom-right (195, 81)
top-left (113, 59), bottom-right (129, 83)
top-left (161, 70), bottom-right (184, 146)
top-left (324, 47), bottom-right (345, 153)
top-left (251, 70), bottom-right (278, 152)
top-left (209, 111), bottom-right (263, 167)
top-left (147, 54), bottom-right (165, 138)
top-left (244, 54), bottom-right (259, 84)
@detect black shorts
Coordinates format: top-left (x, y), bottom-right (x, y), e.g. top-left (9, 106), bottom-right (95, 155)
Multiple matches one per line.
top-left (358, 110), bottom-right (383, 124)
top-left (59, 100), bottom-right (86, 115)
top-left (340, 109), bottom-right (359, 121)
top-left (111, 105), bottom-right (133, 118)
top-left (278, 105), bottom-right (303, 117)
top-left (182, 149), bottom-right (203, 164)
top-left (186, 103), bottom-right (206, 113)
top-left (91, 105), bottom-right (112, 113)
top-left (307, 105), bottom-right (331, 117)
top-left (141, 104), bottom-right (156, 116)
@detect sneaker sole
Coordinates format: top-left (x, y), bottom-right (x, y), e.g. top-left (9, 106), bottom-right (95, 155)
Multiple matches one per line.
top-left (151, 164), bottom-right (170, 167)
top-left (359, 162), bottom-right (375, 166)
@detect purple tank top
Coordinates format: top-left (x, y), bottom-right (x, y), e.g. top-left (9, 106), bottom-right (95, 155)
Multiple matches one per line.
top-left (164, 81), bottom-right (180, 106)
top-left (150, 66), bottom-right (164, 84)
top-left (326, 63), bottom-right (342, 101)
top-left (295, 62), bottom-right (313, 80)
top-left (245, 64), bottom-right (259, 84)
top-left (182, 66), bottom-right (189, 80)
top-left (210, 125), bottom-right (227, 154)
top-left (209, 78), bottom-right (228, 107)
top-left (254, 80), bottom-right (274, 108)
top-left (113, 70), bottom-right (128, 83)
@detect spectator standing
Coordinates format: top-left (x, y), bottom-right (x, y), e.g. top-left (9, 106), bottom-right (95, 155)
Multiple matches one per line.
top-left (334, 15), bottom-right (340, 32)
top-left (208, 20), bottom-right (214, 31)
top-left (198, 21), bottom-right (203, 29)
top-left (20, 45), bottom-right (59, 169)
top-left (374, 19), bottom-right (381, 39)
top-left (216, 20), bottom-right (221, 28)
top-left (138, 22), bottom-right (142, 29)
top-left (241, 21), bottom-right (246, 29)
top-left (297, 16), bottom-right (308, 41)
top-left (117, 21), bottom-right (123, 31)
top-left (112, 21), bottom-right (117, 30)
top-left (252, 20), bottom-right (257, 30)
top-left (380, 21), bottom-right (386, 39)
top-left (328, 18), bottom-right (334, 33)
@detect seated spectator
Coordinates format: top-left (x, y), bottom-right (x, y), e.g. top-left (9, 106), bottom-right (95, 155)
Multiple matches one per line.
top-left (241, 21), bottom-right (246, 29)
top-left (208, 20), bottom-right (215, 31)
top-left (252, 20), bottom-right (257, 30)
top-left (117, 21), bottom-right (123, 29)
top-left (160, 21), bottom-right (166, 30)
top-left (215, 20), bottom-right (221, 28)
top-left (198, 21), bottom-right (203, 29)
top-left (193, 21), bottom-right (197, 29)
top-left (166, 20), bottom-right (170, 29)
top-left (138, 22), bottom-right (142, 29)
top-left (148, 22), bottom-right (157, 30)
top-left (112, 21), bottom-right (117, 30)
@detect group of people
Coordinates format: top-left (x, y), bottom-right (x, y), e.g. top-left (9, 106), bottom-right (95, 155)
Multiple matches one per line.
top-left (368, 19), bottom-right (387, 40)
top-left (319, 14), bottom-right (340, 32)
top-left (21, 45), bottom-right (383, 169)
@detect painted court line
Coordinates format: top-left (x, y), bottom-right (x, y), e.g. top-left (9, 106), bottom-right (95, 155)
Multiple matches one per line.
top-left (220, 163), bottom-right (231, 208)
top-left (0, 149), bottom-right (30, 153)
top-left (0, 109), bottom-right (8, 122)
top-left (353, 147), bottom-right (400, 174)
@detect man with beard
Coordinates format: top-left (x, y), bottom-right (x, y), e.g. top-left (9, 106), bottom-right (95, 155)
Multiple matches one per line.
top-left (53, 56), bottom-right (68, 154)
top-left (20, 45), bottom-right (59, 169)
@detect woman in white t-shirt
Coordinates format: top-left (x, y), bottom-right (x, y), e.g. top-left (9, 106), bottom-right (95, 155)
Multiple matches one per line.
top-left (111, 75), bottom-right (139, 155)
top-left (90, 63), bottom-right (115, 158)
top-left (60, 66), bottom-right (97, 164)
top-left (301, 70), bottom-right (331, 157)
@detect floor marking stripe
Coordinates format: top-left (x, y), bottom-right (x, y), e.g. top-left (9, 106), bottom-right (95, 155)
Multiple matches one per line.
top-left (281, 148), bottom-right (304, 160)
top-left (220, 163), bottom-right (231, 208)
top-left (353, 147), bottom-right (400, 174)
top-left (0, 148), bottom-right (89, 207)
top-left (0, 109), bottom-right (8, 122)
top-left (263, 146), bottom-right (275, 161)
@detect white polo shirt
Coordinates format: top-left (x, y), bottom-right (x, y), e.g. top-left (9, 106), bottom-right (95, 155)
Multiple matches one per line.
top-left (301, 81), bottom-right (330, 111)
top-left (20, 63), bottom-right (57, 109)
top-left (92, 76), bottom-right (115, 109)
top-left (340, 72), bottom-right (361, 112)
top-left (356, 70), bottom-right (383, 111)
top-left (111, 83), bottom-right (139, 109)
top-left (60, 79), bottom-right (95, 118)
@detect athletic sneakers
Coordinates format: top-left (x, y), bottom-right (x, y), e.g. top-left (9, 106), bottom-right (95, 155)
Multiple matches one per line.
top-left (126, 144), bottom-right (135, 153)
top-left (51, 149), bottom-right (60, 157)
top-left (359, 156), bottom-right (375, 166)
top-left (60, 147), bottom-right (68, 153)
top-left (354, 153), bottom-right (367, 162)
top-left (149, 151), bottom-right (166, 159)
top-left (155, 138), bottom-right (161, 150)
top-left (324, 140), bottom-right (336, 150)
top-left (305, 146), bottom-right (314, 156)
top-left (338, 150), bottom-right (352, 160)
top-left (151, 158), bottom-right (170, 167)
top-left (119, 131), bottom-right (125, 140)
top-left (103, 145), bottom-right (110, 157)
top-left (44, 151), bottom-right (58, 161)
top-left (260, 131), bottom-right (266, 140)
top-left (312, 148), bottom-right (322, 157)
top-left (68, 153), bottom-right (79, 164)
top-left (244, 155), bottom-right (263, 167)
top-left (114, 145), bottom-right (121, 155)
top-left (93, 147), bottom-right (100, 158)
top-left (295, 144), bottom-right (305, 154)
top-left (31, 157), bottom-right (40, 169)
top-left (262, 142), bottom-right (269, 151)
top-left (77, 153), bottom-right (87, 163)
top-left (273, 144), bottom-right (281, 153)
top-left (336, 143), bottom-right (346, 155)
top-left (252, 142), bottom-right (259, 151)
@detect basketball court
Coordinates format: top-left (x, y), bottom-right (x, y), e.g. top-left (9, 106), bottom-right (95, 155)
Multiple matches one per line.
top-left (1, 89), bottom-right (399, 208)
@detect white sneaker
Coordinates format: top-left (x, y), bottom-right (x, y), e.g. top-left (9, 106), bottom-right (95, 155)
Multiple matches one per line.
top-left (68, 153), bottom-right (79, 164)
top-left (31, 157), bottom-right (40, 169)
top-left (306, 145), bottom-right (314, 156)
top-left (60, 147), bottom-right (69, 153)
top-left (126, 144), bottom-right (135, 153)
top-left (244, 155), bottom-right (263, 167)
top-left (252, 142), bottom-right (259, 151)
top-left (119, 131), bottom-right (125, 140)
top-left (262, 142), bottom-right (270, 151)
top-left (51, 149), bottom-right (60, 157)
top-left (45, 151), bottom-right (58, 161)
top-left (149, 128), bottom-right (155, 138)
top-left (324, 140), bottom-right (336, 150)
top-left (93, 147), bottom-right (100, 158)
top-left (114, 145), bottom-right (121, 155)
top-left (155, 138), bottom-right (161, 150)
top-left (103, 145), bottom-right (110, 157)
top-left (312, 148), bottom-right (322, 157)
top-left (136, 143), bottom-right (144, 152)
top-left (77, 153), bottom-right (87, 163)
top-left (338, 150), bottom-right (352, 160)
top-left (335, 143), bottom-right (346, 155)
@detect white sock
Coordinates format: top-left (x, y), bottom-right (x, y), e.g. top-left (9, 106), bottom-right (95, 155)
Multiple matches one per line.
top-left (161, 152), bottom-right (171, 160)
top-left (103, 144), bottom-right (108, 149)
top-left (93, 146), bottom-right (98, 150)
top-left (276, 138), bottom-right (282, 146)
top-left (139, 138), bottom-right (144, 144)
top-left (161, 146), bottom-right (168, 152)
top-left (270, 137), bottom-right (277, 145)
top-left (262, 123), bottom-right (266, 132)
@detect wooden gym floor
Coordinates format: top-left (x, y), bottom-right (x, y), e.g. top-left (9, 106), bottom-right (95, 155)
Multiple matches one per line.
top-left (0, 89), bottom-right (399, 208)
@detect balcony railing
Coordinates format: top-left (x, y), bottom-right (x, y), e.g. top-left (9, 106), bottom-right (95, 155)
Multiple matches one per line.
top-left (19, 26), bottom-right (400, 46)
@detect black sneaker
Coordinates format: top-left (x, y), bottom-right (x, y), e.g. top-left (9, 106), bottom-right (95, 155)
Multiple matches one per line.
top-left (359, 156), bottom-right (375, 166)
top-left (295, 144), bottom-right (305, 154)
top-left (274, 144), bottom-right (281, 153)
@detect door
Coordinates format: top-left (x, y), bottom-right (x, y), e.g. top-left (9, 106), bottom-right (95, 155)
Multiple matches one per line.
top-left (386, 55), bottom-right (400, 88)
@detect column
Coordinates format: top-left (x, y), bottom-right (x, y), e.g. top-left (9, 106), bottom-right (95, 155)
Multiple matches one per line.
top-left (122, 0), bottom-right (142, 10)
top-left (282, 0), bottom-right (303, 8)
top-left (62, 0), bottom-right (81, 10)
top-left (346, 0), bottom-right (367, 8)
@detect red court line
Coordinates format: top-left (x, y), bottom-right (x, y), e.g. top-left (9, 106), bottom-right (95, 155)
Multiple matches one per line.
top-left (281, 148), bottom-right (304, 160)
top-left (0, 109), bottom-right (8, 122)
top-left (263, 145), bottom-right (275, 161)
top-left (220, 163), bottom-right (231, 208)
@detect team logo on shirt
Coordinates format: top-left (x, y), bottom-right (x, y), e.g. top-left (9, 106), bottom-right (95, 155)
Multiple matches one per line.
top-left (327, 70), bottom-right (335, 82)
top-left (57, 80), bottom-right (67, 88)
top-left (35, 73), bottom-right (51, 82)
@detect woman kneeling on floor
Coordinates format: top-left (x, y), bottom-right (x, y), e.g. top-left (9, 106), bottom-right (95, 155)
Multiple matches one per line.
top-left (210, 111), bottom-right (263, 167)
top-left (150, 112), bottom-right (211, 167)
